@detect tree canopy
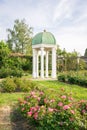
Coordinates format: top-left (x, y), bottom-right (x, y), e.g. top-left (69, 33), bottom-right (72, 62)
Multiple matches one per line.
top-left (7, 19), bottom-right (33, 54)
top-left (0, 41), bottom-right (10, 68)
top-left (84, 48), bottom-right (87, 56)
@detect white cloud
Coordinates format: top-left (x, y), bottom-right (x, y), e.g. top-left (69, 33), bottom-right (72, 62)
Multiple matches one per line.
top-left (0, 0), bottom-right (87, 55)
top-left (54, 24), bottom-right (87, 55)
top-left (53, 0), bottom-right (75, 22)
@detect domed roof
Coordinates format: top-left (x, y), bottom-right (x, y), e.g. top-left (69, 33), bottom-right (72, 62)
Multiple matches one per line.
top-left (32, 30), bottom-right (56, 45)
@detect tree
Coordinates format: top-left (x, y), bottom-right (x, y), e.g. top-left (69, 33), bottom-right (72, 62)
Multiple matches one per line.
top-left (7, 19), bottom-right (33, 54)
top-left (0, 41), bottom-right (10, 68)
top-left (84, 48), bottom-right (87, 56)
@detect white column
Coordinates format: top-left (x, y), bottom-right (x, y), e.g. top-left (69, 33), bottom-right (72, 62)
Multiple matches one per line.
top-left (46, 51), bottom-right (48, 77)
top-left (41, 47), bottom-right (44, 78)
top-left (36, 50), bottom-right (39, 78)
top-left (33, 49), bottom-right (36, 78)
top-left (52, 47), bottom-right (56, 78)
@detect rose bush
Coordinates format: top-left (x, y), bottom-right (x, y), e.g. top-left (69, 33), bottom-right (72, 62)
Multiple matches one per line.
top-left (18, 89), bottom-right (87, 130)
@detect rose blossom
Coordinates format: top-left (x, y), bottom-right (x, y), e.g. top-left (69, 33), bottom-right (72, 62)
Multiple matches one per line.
top-left (63, 105), bottom-right (70, 110)
top-left (30, 107), bottom-right (37, 112)
top-left (48, 108), bottom-right (54, 112)
top-left (34, 112), bottom-right (38, 120)
top-left (50, 99), bottom-right (55, 103)
top-left (61, 95), bottom-right (66, 99)
top-left (27, 111), bottom-right (32, 117)
top-left (68, 97), bottom-right (73, 101)
top-left (44, 98), bottom-right (48, 104)
top-left (40, 91), bottom-right (44, 95)
top-left (58, 102), bottom-right (63, 107)
top-left (70, 110), bottom-right (75, 114)
top-left (82, 109), bottom-right (86, 114)
top-left (37, 97), bottom-right (40, 101)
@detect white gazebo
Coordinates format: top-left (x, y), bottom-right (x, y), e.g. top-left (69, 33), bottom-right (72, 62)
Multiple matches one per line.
top-left (32, 30), bottom-right (57, 79)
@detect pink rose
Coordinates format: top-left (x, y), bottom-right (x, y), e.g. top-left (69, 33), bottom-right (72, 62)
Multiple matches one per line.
top-left (34, 112), bottom-right (38, 120)
top-left (82, 109), bottom-right (86, 114)
top-left (44, 98), bottom-right (48, 104)
top-left (70, 110), bottom-right (75, 114)
top-left (40, 91), bottom-right (44, 95)
top-left (48, 108), bottom-right (54, 112)
top-left (50, 99), bottom-right (55, 103)
top-left (30, 107), bottom-right (37, 112)
top-left (68, 97), bottom-right (73, 101)
top-left (37, 97), bottom-right (40, 101)
top-left (23, 100), bottom-right (27, 104)
top-left (27, 111), bottom-right (32, 117)
top-left (58, 102), bottom-right (63, 107)
top-left (61, 95), bottom-right (66, 99)
top-left (63, 105), bottom-right (70, 110)
top-left (30, 91), bottom-right (35, 96)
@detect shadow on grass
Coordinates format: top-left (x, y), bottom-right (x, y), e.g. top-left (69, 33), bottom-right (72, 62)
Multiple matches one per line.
top-left (11, 109), bottom-right (35, 130)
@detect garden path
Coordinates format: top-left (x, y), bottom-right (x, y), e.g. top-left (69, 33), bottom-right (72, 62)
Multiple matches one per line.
top-left (0, 106), bottom-right (34, 130)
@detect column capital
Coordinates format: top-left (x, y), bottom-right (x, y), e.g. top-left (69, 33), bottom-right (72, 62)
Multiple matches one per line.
top-left (40, 47), bottom-right (44, 51)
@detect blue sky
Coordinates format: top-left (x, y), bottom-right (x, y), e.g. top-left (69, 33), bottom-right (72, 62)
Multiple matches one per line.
top-left (0, 0), bottom-right (87, 55)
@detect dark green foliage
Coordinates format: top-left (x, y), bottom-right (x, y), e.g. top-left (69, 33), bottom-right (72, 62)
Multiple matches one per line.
top-left (84, 48), bottom-right (87, 56)
top-left (21, 56), bottom-right (32, 72)
top-left (0, 41), bottom-right (10, 68)
top-left (58, 74), bottom-right (66, 82)
top-left (67, 75), bottom-right (77, 84)
top-left (58, 72), bottom-right (87, 87)
top-left (0, 67), bottom-right (23, 78)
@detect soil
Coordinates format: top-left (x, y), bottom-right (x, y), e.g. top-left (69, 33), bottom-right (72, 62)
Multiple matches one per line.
top-left (0, 106), bottom-right (35, 130)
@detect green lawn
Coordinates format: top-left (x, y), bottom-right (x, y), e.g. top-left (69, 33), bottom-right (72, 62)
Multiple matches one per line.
top-left (35, 80), bottom-right (87, 100)
top-left (0, 93), bottom-right (24, 107)
top-left (0, 80), bottom-right (87, 107)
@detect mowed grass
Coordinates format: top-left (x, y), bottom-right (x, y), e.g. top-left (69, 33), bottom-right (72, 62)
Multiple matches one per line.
top-left (0, 93), bottom-right (24, 107)
top-left (0, 79), bottom-right (87, 107)
top-left (35, 80), bottom-right (87, 100)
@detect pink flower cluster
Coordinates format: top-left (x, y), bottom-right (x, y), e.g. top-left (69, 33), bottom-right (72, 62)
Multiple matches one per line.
top-left (18, 89), bottom-right (87, 128)
top-left (27, 106), bottom-right (40, 119)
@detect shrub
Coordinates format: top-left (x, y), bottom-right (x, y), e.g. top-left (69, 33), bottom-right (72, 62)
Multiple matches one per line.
top-left (67, 75), bottom-right (77, 84)
top-left (11, 68), bottom-right (23, 77)
top-left (58, 74), bottom-right (66, 82)
top-left (1, 77), bottom-right (39, 93)
top-left (0, 67), bottom-right (23, 78)
top-left (58, 72), bottom-right (87, 87)
top-left (0, 67), bottom-right (12, 78)
top-left (17, 89), bottom-right (87, 130)
top-left (14, 78), bottom-right (38, 92)
top-left (1, 77), bottom-right (16, 92)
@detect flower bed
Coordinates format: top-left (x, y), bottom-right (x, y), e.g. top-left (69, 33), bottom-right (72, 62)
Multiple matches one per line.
top-left (18, 89), bottom-right (87, 130)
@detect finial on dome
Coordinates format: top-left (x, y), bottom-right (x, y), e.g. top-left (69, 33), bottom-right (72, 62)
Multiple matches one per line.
top-left (43, 29), bottom-right (46, 32)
